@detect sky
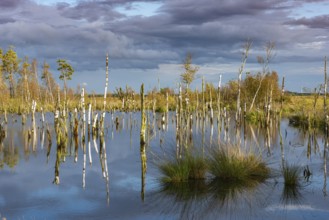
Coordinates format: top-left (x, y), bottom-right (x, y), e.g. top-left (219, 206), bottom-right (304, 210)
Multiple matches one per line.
top-left (1, 0), bottom-right (329, 93)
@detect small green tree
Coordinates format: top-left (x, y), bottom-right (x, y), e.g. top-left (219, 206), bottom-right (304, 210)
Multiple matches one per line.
top-left (0, 48), bottom-right (5, 90)
top-left (2, 46), bottom-right (20, 98)
top-left (180, 53), bottom-right (199, 89)
top-left (57, 59), bottom-right (74, 85)
top-left (57, 59), bottom-right (74, 108)
top-left (18, 56), bottom-right (31, 103)
top-left (41, 61), bottom-right (56, 104)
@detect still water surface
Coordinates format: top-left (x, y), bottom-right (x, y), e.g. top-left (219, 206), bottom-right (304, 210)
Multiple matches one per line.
top-left (1, 111), bottom-right (329, 219)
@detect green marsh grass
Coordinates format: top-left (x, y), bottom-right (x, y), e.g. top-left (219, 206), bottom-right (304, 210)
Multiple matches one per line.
top-left (158, 154), bottom-right (207, 183)
top-left (207, 146), bottom-right (270, 183)
top-left (281, 164), bottom-right (304, 204)
top-left (282, 164), bottom-right (301, 187)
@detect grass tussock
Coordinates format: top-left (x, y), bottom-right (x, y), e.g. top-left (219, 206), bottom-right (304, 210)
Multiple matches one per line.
top-left (207, 147), bottom-right (270, 183)
top-left (282, 164), bottom-right (301, 187)
top-left (281, 164), bottom-right (304, 204)
top-left (159, 154), bottom-right (207, 183)
top-left (158, 145), bottom-right (271, 184)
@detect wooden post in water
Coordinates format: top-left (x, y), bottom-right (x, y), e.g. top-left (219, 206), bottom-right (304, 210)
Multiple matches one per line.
top-left (140, 84), bottom-right (146, 145)
top-left (217, 75), bottom-right (222, 129)
top-left (209, 85), bottom-right (214, 125)
top-left (100, 54), bottom-right (109, 136)
top-left (22, 110), bottom-right (26, 126)
top-left (31, 100), bottom-right (37, 152)
top-left (166, 92), bottom-right (169, 130)
top-left (178, 84), bottom-right (183, 151)
top-left (46, 125), bottom-right (52, 163)
top-left (266, 85), bottom-right (273, 127)
top-left (88, 103), bottom-right (91, 135)
top-left (82, 132), bottom-right (86, 189)
top-left (237, 41), bottom-right (251, 126)
top-left (280, 76), bottom-right (285, 117)
top-left (81, 87), bottom-right (86, 143)
top-left (279, 76), bottom-right (285, 168)
top-left (202, 77), bottom-right (205, 121)
top-left (41, 107), bottom-right (45, 128)
top-left (324, 57), bottom-right (328, 135)
top-left (4, 109), bottom-right (7, 124)
top-left (140, 83), bottom-right (147, 201)
top-left (324, 56), bottom-right (327, 114)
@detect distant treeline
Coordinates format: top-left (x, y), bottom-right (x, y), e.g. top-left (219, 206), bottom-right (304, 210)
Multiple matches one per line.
top-left (1, 45), bottom-right (286, 113)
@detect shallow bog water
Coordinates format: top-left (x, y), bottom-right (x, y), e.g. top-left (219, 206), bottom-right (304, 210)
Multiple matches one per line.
top-left (0, 111), bottom-right (329, 220)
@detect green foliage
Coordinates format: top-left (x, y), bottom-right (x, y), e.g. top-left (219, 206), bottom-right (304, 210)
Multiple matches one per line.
top-left (180, 53), bottom-right (199, 88)
top-left (222, 80), bottom-right (238, 110)
top-left (207, 147), bottom-right (270, 183)
top-left (288, 113), bottom-right (325, 129)
top-left (57, 59), bottom-right (74, 81)
top-left (2, 46), bottom-right (20, 79)
top-left (282, 164), bottom-right (301, 187)
top-left (155, 105), bottom-right (166, 113)
top-left (221, 71), bottom-right (281, 110)
top-left (2, 46), bottom-right (20, 97)
top-left (245, 111), bottom-right (266, 124)
top-left (159, 158), bottom-right (191, 183)
top-left (242, 71), bottom-right (281, 107)
top-left (159, 154), bottom-right (207, 183)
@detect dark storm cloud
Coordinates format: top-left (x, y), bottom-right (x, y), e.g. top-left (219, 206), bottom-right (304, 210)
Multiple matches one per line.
top-left (0, 17), bottom-right (15, 24)
top-left (286, 15), bottom-right (329, 29)
top-left (57, 1), bottom-right (125, 22)
top-left (0, 0), bottom-right (328, 92)
top-left (0, 0), bottom-right (23, 8)
top-left (158, 0), bottom-right (288, 25)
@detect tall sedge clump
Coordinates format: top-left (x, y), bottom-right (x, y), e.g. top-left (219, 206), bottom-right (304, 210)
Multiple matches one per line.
top-left (208, 147), bottom-right (270, 183)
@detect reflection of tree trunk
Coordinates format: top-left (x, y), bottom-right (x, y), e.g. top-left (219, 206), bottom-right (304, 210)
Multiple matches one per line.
top-left (279, 122), bottom-right (285, 168)
top-left (140, 142), bottom-right (147, 201)
top-left (99, 134), bottom-right (110, 204)
top-left (74, 131), bottom-right (79, 163)
top-left (88, 132), bottom-right (92, 165)
top-left (32, 100), bottom-right (37, 152)
top-left (82, 137), bottom-right (86, 189)
top-left (140, 84), bottom-right (147, 201)
top-left (46, 127), bottom-right (52, 163)
top-left (53, 144), bottom-right (61, 185)
top-left (323, 138), bottom-right (327, 196)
